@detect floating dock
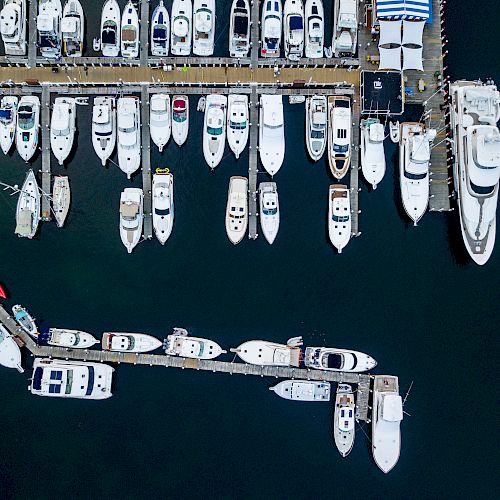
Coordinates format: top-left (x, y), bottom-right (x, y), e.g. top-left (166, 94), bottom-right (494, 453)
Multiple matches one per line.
top-left (140, 85), bottom-right (153, 239)
top-left (40, 85), bottom-right (51, 221)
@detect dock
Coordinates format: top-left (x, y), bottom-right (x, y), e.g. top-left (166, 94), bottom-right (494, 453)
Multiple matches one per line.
top-left (140, 85), bottom-right (153, 239)
top-left (27, 0), bottom-right (37, 68)
top-left (350, 88), bottom-right (361, 236)
top-left (40, 85), bottom-right (51, 221)
top-left (250, 0), bottom-right (260, 69)
top-left (139, 0), bottom-right (149, 68)
top-left (248, 85), bottom-right (258, 239)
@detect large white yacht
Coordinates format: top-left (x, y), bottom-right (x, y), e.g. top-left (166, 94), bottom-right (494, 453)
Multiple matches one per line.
top-left (164, 327), bottom-right (226, 359)
top-left (119, 187), bottom-right (143, 253)
top-left (225, 176), bottom-right (248, 244)
top-left (50, 97), bottom-right (76, 165)
top-left (0, 0), bottom-right (26, 55)
top-left (100, 0), bottom-right (120, 57)
top-left (328, 184), bottom-right (351, 253)
top-left (227, 94), bottom-right (249, 159)
top-left (151, 0), bottom-right (169, 56)
top-left (102, 332), bottom-right (162, 353)
top-left (171, 0), bottom-right (192, 56)
top-left (12, 304), bottom-right (38, 337)
top-left (304, 0), bottom-right (323, 58)
top-left (117, 96), bottom-right (141, 178)
top-left (261, 0), bottom-right (282, 57)
top-left (150, 94), bottom-right (171, 152)
top-left (328, 95), bottom-right (351, 179)
top-left (61, 0), bottom-right (84, 57)
top-left (16, 96), bottom-right (40, 162)
top-left (259, 181), bottom-right (280, 244)
top-left (0, 95), bottom-right (17, 154)
top-left (37, 0), bottom-right (62, 59)
top-left (0, 324), bottom-right (23, 372)
top-left (52, 175), bottom-right (70, 227)
top-left (121, 0), bottom-right (139, 58)
top-left (229, 0), bottom-right (250, 58)
top-left (361, 118), bottom-right (386, 189)
top-left (270, 380), bottom-right (330, 401)
top-left (172, 95), bottom-right (189, 146)
top-left (152, 171), bottom-right (174, 244)
top-left (304, 346), bottom-right (377, 372)
top-left (92, 96), bottom-right (116, 166)
top-left (259, 94), bottom-right (285, 176)
top-left (334, 383), bottom-right (356, 457)
top-left (372, 375), bottom-right (403, 473)
top-left (192, 0), bottom-right (215, 56)
top-left (15, 169), bottom-right (40, 239)
top-left (332, 0), bottom-right (357, 56)
top-left (283, 0), bottom-right (304, 61)
top-left (39, 328), bottom-right (99, 348)
top-left (231, 337), bottom-right (303, 366)
top-left (203, 94), bottom-right (227, 169)
top-left (450, 80), bottom-right (500, 265)
top-left (305, 95), bottom-right (327, 161)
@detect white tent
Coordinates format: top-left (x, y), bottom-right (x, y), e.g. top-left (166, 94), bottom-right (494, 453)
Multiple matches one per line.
top-left (378, 20), bottom-right (402, 47)
top-left (402, 46), bottom-right (423, 71)
top-left (379, 47), bottom-right (402, 70)
top-left (402, 20), bottom-right (425, 47)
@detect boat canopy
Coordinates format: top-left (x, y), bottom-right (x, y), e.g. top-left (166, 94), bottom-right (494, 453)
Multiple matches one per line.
top-left (102, 27), bottom-right (116, 44)
top-left (378, 20), bottom-right (401, 47)
top-left (379, 46), bottom-right (401, 70)
top-left (382, 394), bottom-right (403, 421)
top-left (0, 5), bottom-right (19, 36)
top-left (289, 15), bottom-right (303, 31)
top-left (37, 14), bottom-right (55, 32)
top-left (93, 105), bottom-right (109, 124)
top-left (120, 202), bottom-right (139, 217)
top-left (234, 16), bottom-right (248, 35)
top-left (402, 20), bottom-right (424, 46)
top-left (402, 46), bottom-right (423, 71)
top-left (153, 26), bottom-right (167, 41)
top-left (0, 108), bottom-right (12, 120)
top-left (61, 18), bottom-right (78, 34)
top-left (151, 98), bottom-right (168, 112)
top-left (173, 17), bottom-right (189, 37)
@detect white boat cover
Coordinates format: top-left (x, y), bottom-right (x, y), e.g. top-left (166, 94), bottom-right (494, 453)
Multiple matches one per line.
top-left (402, 46), bottom-right (423, 71)
top-left (376, 0), bottom-right (430, 20)
top-left (378, 20), bottom-right (401, 47)
top-left (402, 20), bottom-right (424, 46)
top-left (382, 394), bottom-right (403, 421)
top-left (379, 46), bottom-right (401, 70)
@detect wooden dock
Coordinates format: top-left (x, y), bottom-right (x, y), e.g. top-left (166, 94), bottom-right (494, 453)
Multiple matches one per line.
top-left (40, 85), bottom-right (51, 221)
top-left (248, 85), bottom-right (259, 239)
top-left (140, 84), bottom-right (153, 239)
top-left (139, 0), bottom-right (149, 68)
top-left (250, 0), bottom-right (260, 69)
top-left (27, 0), bottom-right (37, 68)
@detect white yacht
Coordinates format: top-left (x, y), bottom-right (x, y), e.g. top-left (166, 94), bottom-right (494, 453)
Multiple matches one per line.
top-left (372, 375), bottom-right (403, 473)
top-left (389, 121), bottom-right (400, 143)
top-left (231, 337), bottom-right (303, 367)
top-left (283, 0), bottom-right (304, 61)
top-left (100, 0), bottom-right (120, 57)
top-left (117, 96), bottom-right (141, 178)
top-left (270, 380), bottom-right (330, 401)
top-left (0, 95), bottom-right (17, 154)
top-left (15, 169), bottom-right (40, 239)
top-left (102, 332), bottom-right (162, 353)
top-left (259, 94), bottom-right (285, 176)
top-left (61, 0), bottom-right (84, 57)
top-left (50, 97), bottom-right (75, 165)
top-left (150, 94), bottom-right (171, 152)
top-left (52, 175), bottom-right (70, 227)
top-left (332, 0), bottom-right (357, 56)
top-left (227, 94), bottom-right (249, 159)
top-left (152, 171), bottom-right (174, 245)
top-left (92, 96), bottom-right (116, 166)
top-left (229, 0), bottom-right (250, 58)
top-left (30, 358), bottom-right (114, 400)
top-left (225, 176), bottom-right (248, 244)
top-left (328, 184), bottom-right (351, 253)
top-left (360, 118), bottom-right (386, 189)
top-left (164, 327), bottom-right (226, 359)
top-left (203, 94), bottom-right (227, 169)
top-left (37, 0), bottom-right (62, 59)
top-left (39, 328), bottom-right (99, 348)
top-left (16, 96), bottom-right (40, 162)
top-left (172, 95), bottom-right (189, 146)
top-left (334, 383), bottom-right (356, 457)
top-left (328, 95), bottom-right (351, 179)
top-left (305, 346), bottom-right (377, 372)
top-left (450, 80), bottom-right (500, 265)
top-left (151, 0), bottom-right (169, 56)
top-left (259, 181), bottom-right (280, 244)
top-left (305, 95), bottom-right (327, 161)
top-left (119, 187), bottom-right (143, 253)
top-left (0, 324), bottom-right (23, 372)
top-left (261, 0), bottom-right (282, 57)
top-left (121, 0), bottom-right (139, 58)
top-left (12, 304), bottom-right (38, 337)
top-left (304, 0), bottom-right (323, 58)
top-left (0, 0), bottom-right (26, 55)
top-left (192, 0), bottom-right (215, 56)
top-left (171, 0), bottom-right (192, 56)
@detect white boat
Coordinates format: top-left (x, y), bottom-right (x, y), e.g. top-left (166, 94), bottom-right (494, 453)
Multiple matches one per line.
top-left (328, 184), bottom-right (351, 253)
top-left (171, 0), bottom-right (192, 56)
top-left (50, 97), bottom-right (75, 165)
top-left (332, 0), bottom-right (357, 56)
top-left (61, 0), bottom-right (84, 57)
top-left (92, 96), bottom-right (116, 166)
top-left (328, 95), bottom-right (351, 179)
top-left (0, 324), bottom-right (23, 372)
top-left (227, 94), bottom-right (249, 159)
top-left (225, 176), bottom-right (248, 245)
top-left (259, 181), bottom-right (280, 244)
top-left (164, 327), bottom-right (226, 359)
top-left (119, 187), bottom-right (143, 253)
top-left (450, 80), bottom-right (500, 265)
top-left (192, 0), bottom-right (215, 56)
top-left (333, 383), bottom-right (355, 457)
top-left (102, 332), bottom-right (162, 353)
top-left (100, 0), bottom-right (120, 57)
top-left (30, 358), bottom-right (114, 400)
top-left (203, 94), bottom-right (227, 169)
top-left (304, 0), bottom-right (323, 58)
top-left (121, 0), bottom-right (139, 58)
top-left (151, 0), bottom-right (169, 56)
top-left (305, 346), bottom-right (377, 372)
top-left (228, 0), bottom-right (250, 58)
top-left (288, 95), bottom-right (305, 104)
top-left (37, 0), bottom-right (62, 59)
top-left (0, 95), bottom-right (17, 154)
top-left (283, 0), bottom-right (304, 61)
top-left (16, 95), bottom-right (40, 162)
top-left (372, 375), bottom-right (403, 473)
top-left (172, 95), bottom-right (189, 146)
top-left (52, 175), bottom-right (70, 227)
top-left (0, 0), bottom-right (26, 55)
top-left (12, 304), bottom-right (38, 337)
top-left (230, 337), bottom-right (303, 366)
top-left (389, 120), bottom-right (399, 143)
top-left (152, 171), bottom-right (174, 244)
top-left (117, 96), bottom-right (141, 179)
top-left (40, 328), bottom-right (99, 348)
top-left (261, 0), bottom-right (282, 57)
top-left (150, 94), bottom-right (171, 152)
top-left (259, 94), bottom-right (285, 176)
top-left (270, 380), bottom-right (330, 401)
top-left (305, 95), bottom-right (327, 161)
top-left (15, 169), bottom-right (40, 239)
top-left (360, 118), bottom-right (386, 189)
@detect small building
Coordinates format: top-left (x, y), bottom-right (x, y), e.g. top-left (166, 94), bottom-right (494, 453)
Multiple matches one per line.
top-left (360, 70), bottom-right (404, 115)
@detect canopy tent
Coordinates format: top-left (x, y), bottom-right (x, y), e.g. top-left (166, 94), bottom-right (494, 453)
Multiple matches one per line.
top-left (402, 46), bottom-right (423, 71)
top-left (378, 20), bottom-right (402, 47)
top-left (376, 0), bottom-right (430, 20)
top-left (402, 20), bottom-right (425, 47)
top-left (379, 47), bottom-right (402, 70)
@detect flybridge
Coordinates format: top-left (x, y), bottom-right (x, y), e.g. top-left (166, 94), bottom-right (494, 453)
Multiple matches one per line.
top-left (375, 0), bottom-right (432, 23)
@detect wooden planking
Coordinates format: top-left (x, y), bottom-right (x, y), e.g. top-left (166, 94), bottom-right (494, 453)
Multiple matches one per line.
top-left (140, 84), bottom-right (153, 239)
top-left (139, 0), bottom-right (149, 67)
top-left (248, 85), bottom-right (258, 239)
top-left (40, 85), bottom-right (51, 221)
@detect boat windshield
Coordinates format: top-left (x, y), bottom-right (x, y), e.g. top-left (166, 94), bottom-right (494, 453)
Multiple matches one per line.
top-left (155, 207), bottom-right (170, 216)
top-left (207, 126), bottom-right (223, 135)
top-left (326, 354), bottom-right (343, 369)
top-left (153, 27), bottom-right (167, 41)
top-left (173, 110), bottom-right (186, 122)
top-left (332, 214), bottom-right (349, 223)
top-left (470, 180), bottom-right (495, 195)
top-left (263, 207), bottom-right (277, 215)
top-left (333, 143), bottom-right (348, 153)
top-left (102, 27), bottom-right (116, 45)
top-left (53, 127), bottom-right (70, 137)
top-left (18, 109), bottom-right (34, 130)
top-left (230, 121), bottom-right (246, 130)
top-left (119, 125), bottom-right (135, 134)
top-left (404, 170), bottom-right (427, 180)
top-left (311, 129), bottom-right (324, 139)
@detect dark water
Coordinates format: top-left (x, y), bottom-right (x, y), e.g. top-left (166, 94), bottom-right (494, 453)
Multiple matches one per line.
top-left (0, 1), bottom-right (499, 499)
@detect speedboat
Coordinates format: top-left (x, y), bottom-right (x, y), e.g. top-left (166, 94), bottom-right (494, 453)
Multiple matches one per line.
top-left (305, 95), bottom-right (327, 161)
top-left (192, 0), bottom-right (215, 56)
top-left (61, 0), bottom-right (84, 57)
top-left (389, 120), bottom-right (399, 143)
top-left (152, 171), bottom-right (174, 244)
top-left (0, 0), bottom-right (26, 55)
top-left (228, 0), bottom-right (249, 58)
top-left (230, 337), bottom-right (303, 367)
top-left (304, 0), bottom-right (323, 58)
top-left (259, 181), bottom-right (280, 244)
top-left (16, 95), bottom-right (40, 162)
top-left (334, 383), bottom-right (356, 457)
top-left (102, 332), bottom-right (162, 353)
top-left (12, 304), bottom-right (38, 337)
top-left (227, 94), bottom-right (249, 159)
top-left (259, 94), bottom-right (285, 176)
top-left (203, 94), bottom-right (227, 169)
top-left (225, 176), bottom-right (248, 244)
top-left (360, 118), bottom-right (386, 189)
top-left (328, 184), bottom-right (351, 253)
top-left (117, 96), bottom-right (141, 178)
top-left (0, 324), bottom-right (23, 372)
top-left (0, 95), bottom-right (17, 154)
top-left (121, 0), bottom-right (139, 58)
top-left (30, 358), bottom-right (114, 399)
top-left (15, 169), bottom-right (40, 239)
top-left (171, 0), bottom-right (192, 56)
top-left (100, 0), bottom-right (120, 57)
top-left (37, 0), bottom-right (62, 59)
top-left (50, 97), bottom-right (76, 165)
top-left (52, 175), bottom-right (70, 227)
top-left (92, 96), bottom-right (116, 166)
top-left (119, 187), bottom-right (143, 253)
top-left (164, 327), bottom-right (226, 359)
top-left (332, 0), bottom-right (357, 56)
top-left (150, 94), bottom-right (171, 152)
top-left (270, 380), bottom-right (330, 401)
top-left (283, 0), bottom-right (304, 61)
top-left (39, 328), bottom-right (99, 348)
top-left (304, 346), bottom-right (377, 372)
top-left (328, 95), bottom-right (351, 179)
top-left (372, 375), bottom-right (403, 473)
top-left (261, 0), bottom-right (282, 57)
top-left (151, 0), bottom-right (169, 56)
top-left (172, 95), bottom-right (189, 146)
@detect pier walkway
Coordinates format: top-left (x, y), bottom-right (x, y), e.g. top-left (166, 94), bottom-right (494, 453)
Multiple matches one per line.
top-left (27, 0), bottom-right (37, 68)
top-left (40, 86), bottom-right (51, 221)
top-left (140, 85), bottom-right (153, 239)
top-left (350, 89), bottom-right (360, 236)
top-left (248, 86), bottom-right (258, 239)
top-left (139, 0), bottom-right (149, 68)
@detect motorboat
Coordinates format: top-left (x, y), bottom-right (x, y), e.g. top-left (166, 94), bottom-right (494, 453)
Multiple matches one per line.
top-left (203, 94), bottom-right (227, 169)
top-left (0, 95), bottom-right (17, 154)
top-left (228, 0), bottom-right (250, 58)
top-left (61, 0), bottom-right (84, 57)
top-left (12, 304), bottom-right (38, 337)
top-left (102, 332), bottom-right (162, 353)
top-left (164, 327), bottom-right (226, 359)
top-left (151, 0), bottom-right (169, 56)
top-left (305, 95), bottom-right (327, 161)
top-left (0, 324), bottom-right (23, 372)
top-left (37, 0), bottom-right (62, 59)
top-left (152, 171), bottom-right (174, 244)
top-left (332, 0), bottom-right (357, 56)
top-left (172, 95), bottom-right (189, 146)
top-left (0, 0), bottom-right (26, 55)
top-left (259, 181), bottom-right (280, 244)
top-left (225, 176), bottom-right (248, 244)
top-left (16, 95), bottom-right (40, 162)
top-left (334, 383), bottom-right (356, 457)
top-left (372, 375), bottom-right (403, 473)
top-left (270, 380), bottom-right (330, 401)
top-left (360, 118), bottom-right (386, 189)
top-left (304, 0), bottom-right (323, 58)
top-left (230, 337), bottom-right (303, 366)
top-left (171, 0), bottom-right (192, 56)
top-left (227, 94), bottom-right (249, 159)
top-left (15, 169), bottom-right (40, 239)
top-left (259, 94), bottom-right (285, 176)
top-left (261, 0), bottom-right (282, 57)
top-left (100, 0), bottom-right (120, 57)
top-left (328, 184), bottom-right (351, 253)
top-left (328, 95), bottom-right (351, 179)
top-left (192, 0), bottom-right (215, 56)
top-left (150, 94), bottom-right (171, 152)
top-left (449, 80), bottom-right (500, 265)
top-left (52, 175), bottom-right (70, 227)
top-left (121, 0), bottom-right (139, 58)
top-left (117, 96), bottom-right (141, 178)
top-left (119, 187), bottom-right (143, 253)
top-left (92, 96), bottom-right (116, 166)
top-left (283, 0), bottom-right (304, 61)
top-left (389, 120), bottom-right (399, 143)
top-left (304, 346), bottom-right (377, 372)
top-left (38, 328), bottom-right (99, 348)
top-left (30, 358), bottom-right (114, 399)
top-left (50, 97), bottom-right (76, 165)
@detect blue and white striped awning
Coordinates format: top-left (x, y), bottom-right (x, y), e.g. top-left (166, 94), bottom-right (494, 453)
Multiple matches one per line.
top-left (376, 0), bottom-right (430, 21)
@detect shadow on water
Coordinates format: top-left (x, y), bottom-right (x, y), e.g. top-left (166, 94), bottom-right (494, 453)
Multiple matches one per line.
top-left (444, 205), bottom-right (471, 267)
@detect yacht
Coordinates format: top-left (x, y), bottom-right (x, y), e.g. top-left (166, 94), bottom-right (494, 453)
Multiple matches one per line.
top-left (227, 94), bottom-right (249, 159)
top-left (119, 187), bottom-right (143, 253)
top-left (50, 97), bottom-right (76, 165)
top-left (261, 0), bottom-right (282, 57)
top-left (0, 95), bottom-right (17, 154)
top-left (283, 0), bottom-right (304, 61)
top-left (151, 0), bottom-right (169, 56)
top-left (92, 96), bottom-right (116, 166)
top-left (39, 328), bottom-right (99, 348)
top-left (334, 383), bottom-right (356, 457)
top-left (203, 94), bottom-right (227, 169)
top-left (0, 324), bottom-right (23, 372)
top-left (450, 80), bottom-right (500, 265)
top-left (328, 95), bottom-right (351, 179)
top-left (304, 346), bottom-right (377, 372)
top-left (37, 0), bottom-right (62, 59)
top-left (172, 95), bottom-right (189, 146)
top-left (12, 304), bottom-right (38, 337)
top-left (225, 176), bottom-right (248, 244)
top-left (305, 95), bottom-right (327, 161)
top-left (192, 0), bottom-right (215, 56)
top-left (152, 171), bottom-right (174, 245)
top-left (61, 0), bottom-right (84, 57)
top-left (164, 327), bottom-right (226, 359)
top-left (102, 332), bottom-right (162, 353)
top-left (259, 181), bottom-right (280, 244)
top-left (52, 175), bottom-right (70, 227)
top-left (121, 0), bottom-right (139, 58)
top-left (15, 169), bottom-right (40, 239)
top-left (150, 94), bottom-right (171, 152)
top-left (259, 94), bottom-right (285, 176)
top-left (372, 375), bottom-right (403, 473)
top-left (0, 0), bottom-right (26, 55)
top-left (360, 118), bottom-right (386, 189)
top-left (230, 336), bottom-right (303, 366)
top-left (229, 0), bottom-right (250, 58)
top-left (270, 380), bottom-right (330, 401)
top-left (304, 0), bottom-right (323, 58)
top-left (100, 0), bottom-right (120, 57)
top-left (16, 95), bottom-right (40, 162)
top-left (30, 358), bottom-right (114, 400)
top-left (389, 120), bottom-right (400, 143)
top-left (171, 0), bottom-right (192, 56)
top-left (117, 96), bottom-right (141, 178)
top-left (328, 184), bottom-right (351, 253)
top-left (332, 0), bottom-right (357, 56)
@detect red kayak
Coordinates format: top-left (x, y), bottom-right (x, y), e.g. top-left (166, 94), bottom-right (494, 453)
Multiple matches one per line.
top-left (0, 283), bottom-right (7, 299)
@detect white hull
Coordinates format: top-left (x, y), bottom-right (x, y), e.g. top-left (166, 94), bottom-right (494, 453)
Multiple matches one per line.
top-left (44, 328), bottom-right (99, 348)
top-left (225, 176), bottom-right (248, 244)
top-left (284, 0), bottom-right (304, 61)
top-left (305, 95), bottom-right (327, 161)
top-left (332, 0), bottom-right (357, 56)
top-left (119, 187), bottom-right (143, 253)
top-left (270, 380), bottom-right (330, 401)
top-left (152, 172), bottom-right (174, 244)
top-left (0, 0), bottom-right (27, 55)
top-left (229, 0), bottom-right (250, 58)
top-left (193, 0), bottom-right (215, 56)
top-left (62, 0), bottom-right (84, 57)
top-left (117, 97), bottom-right (141, 178)
top-left (121, 0), bottom-right (139, 58)
top-left (227, 94), bottom-right (249, 159)
top-left (164, 330), bottom-right (226, 359)
top-left (50, 97), bottom-right (76, 165)
top-left (12, 304), bottom-right (38, 337)
top-left (261, 0), bottom-right (282, 57)
top-left (15, 169), bottom-right (40, 239)
top-left (52, 175), bottom-right (70, 227)
top-left (150, 94), bottom-right (171, 152)
top-left (333, 383), bottom-right (355, 456)
top-left (101, 0), bottom-right (120, 57)
top-left (171, 0), bottom-right (192, 56)
top-left (389, 121), bottom-right (399, 143)
top-left (360, 118), bottom-right (386, 189)
top-left (304, 346), bottom-right (377, 372)
top-left (0, 324), bottom-right (23, 372)
top-left (151, 1), bottom-right (169, 56)
top-left (172, 95), bottom-right (189, 146)
top-left (102, 332), bottom-right (162, 353)
top-left (328, 184), bottom-right (351, 253)
top-left (304, 0), bottom-right (323, 58)
top-left (259, 181), bottom-right (280, 244)
top-left (92, 96), bottom-right (116, 166)
top-left (203, 94), bottom-right (227, 169)
top-left (16, 95), bottom-right (40, 162)
top-left (259, 94), bottom-right (285, 176)
top-left (231, 337), bottom-right (303, 367)
top-left (0, 95), bottom-right (17, 154)
top-left (37, 0), bottom-right (62, 59)
top-left (328, 95), bottom-right (351, 179)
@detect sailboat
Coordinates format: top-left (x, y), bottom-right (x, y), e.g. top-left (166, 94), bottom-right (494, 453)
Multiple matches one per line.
top-left (15, 169), bottom-right (40, 239)
top-left (52, 175), bottom-right (70, 227)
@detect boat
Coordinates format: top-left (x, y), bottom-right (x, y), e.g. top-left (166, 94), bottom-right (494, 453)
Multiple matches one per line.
top-left (227, 94), bottom-right (249, 159)
top-left (37, 0), bottom-right (62, 59)
top-left (150, 94), bottom-right (171, 152)
top-left (327, 95), bottom-right (351, 179)
top-left (15, 169), bottom-right (40, 239)
top-left (121, 0), bottom-right (139, 58)
top-left (288, 95), bottom-right (305, 104)
top-left (225, 176), bottom-right (248, 244)
top-left (16, 95), bottom-right (40, 162)
top-left (230, 336), bottom-right (303, 366)
top-left (304, 0), bottom-right (323, 58)
top-left (52, 175), bottom-right (70, 227)
top-left (151, 0), bottom-right (169, 56)
top-left (328, 184), bottom-right (351, 253)
top-left (332, 0), bottom-right (357, 57)
top-left (449, 80), bottom-right (500, 265)
top-left (92, 96), bottom-right (116, 166)
top-left (12, 304), bottom-right (38, 337)
top-left (152, 171), bottom-right (174, 244)
top-left (0, 95), bottom-right (17, 154)
top-left (360, 118), bottom-right (386, 189)
top-left (117, 96), bottom-right (141, 178)
top-left (197, 95), bottom-right (206, 112)
top-left (0, 324), bottom-right (23, 372)
top-left (119, 187), bottom-right (143, 253)
top-left (283, 0), bottom-right (304, 61)
top-left (259, 181), bottom-right (280, 244)
top-left (261, 0), bottom-right (282, 57)
top-left (389, 120), bottom-right (399, 143)
top-left (203, 94), bottom-right (227, 169)
top-left (304, 346), bottom-right (377, 372)
top-left (61, 0), bottom-right (84, 57)
top-left (259, 94), bottom-right (285, 176)
top-left (172, 95), bottom-right (189, 146)
top-left (171, 0), bottom-right (192, 56)
top-left (164, 327), bottom-right (226, 359)
top-left (50, 97), bottom-right (76, 165)
top-left (100, 0), bottom-right (120, 57)
top-left (38, 328), bottom-right (99, 348)
top-left (192, 0), bottom-right (215, 56)
top-left (30, 358), bottom-right (114, 399)
top-left (228, 0), bottom-right (250, 58)
top-left (93, 36), bottom-right (99, 51)
top-left (270, 380), bottom-right (330, 401)
top-left (0, 0), bottom-right (26, 55)
top-left (0, 283), bottom-right (7, 298)
top-left (305, 95), bottom-right (327, 161)
top-left (333, 383), bottom-right (356, 457)
top-left (102, 332), bottom-right (162, 353)
top-left (372, 375), bottom-right (403, 473)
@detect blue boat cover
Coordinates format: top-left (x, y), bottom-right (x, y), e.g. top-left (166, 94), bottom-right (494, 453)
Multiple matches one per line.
top-left (0, 109), bottom-right (12, 119)
top-left (234, 16), bottom-right (248, 35)
top-left (290, 16), bottom-right (303, 30)
top-left (376, 0), bottom-right (431, 21)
